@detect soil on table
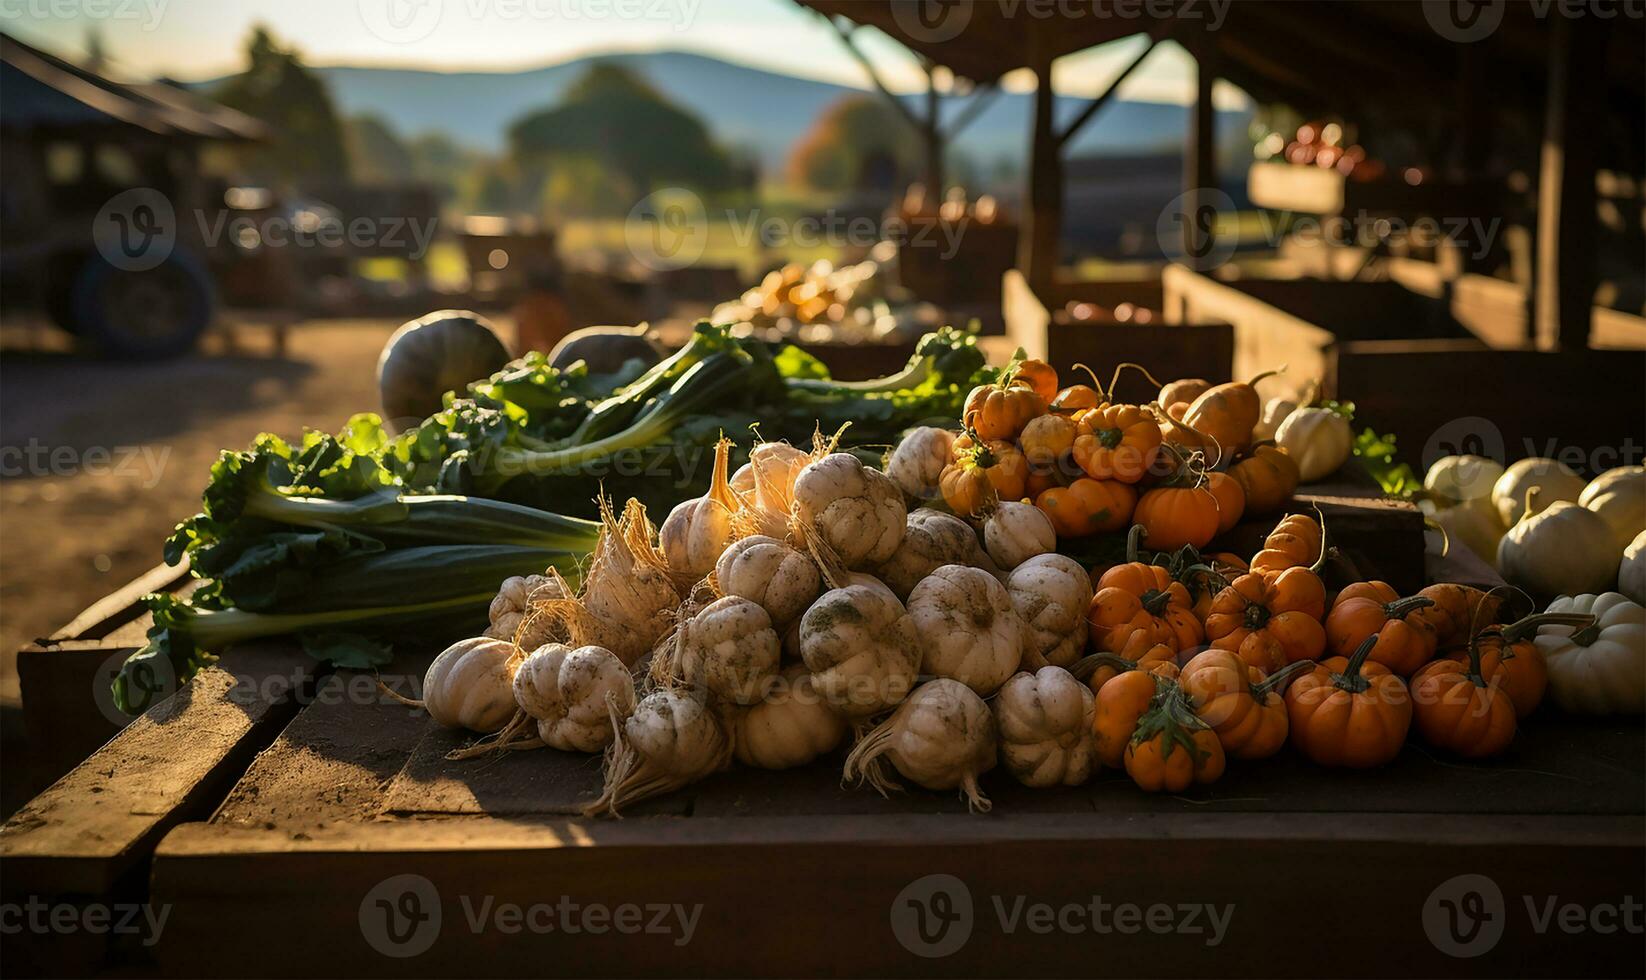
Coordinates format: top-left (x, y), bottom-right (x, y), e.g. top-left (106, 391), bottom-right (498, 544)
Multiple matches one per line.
top-left (0, 317), bottom-right (484, 814)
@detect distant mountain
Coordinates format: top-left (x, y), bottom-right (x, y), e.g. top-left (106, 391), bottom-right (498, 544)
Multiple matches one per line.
top-left (211, 50), bottom-right (1250, 175)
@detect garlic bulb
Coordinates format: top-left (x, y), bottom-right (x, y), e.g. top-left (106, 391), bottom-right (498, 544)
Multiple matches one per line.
top-left (512, 643), bottom-right (635, 752)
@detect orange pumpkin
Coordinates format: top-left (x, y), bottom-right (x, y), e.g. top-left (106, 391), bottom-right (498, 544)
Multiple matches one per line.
top-left (1323, 581), bottom-right (1439, 677)
top-left (1203, 568), bottom-right (1327, 672)
top-left (1181, 650), bottom-right (1312, 760)
top-left (1036, 478), bottom-right (1135, 537)
top-left (1123, 683), bottom-right (1226, 792)
top-left (1134, 484), bottom-right (1221, 552)
top-left (1249, 512), bottom-right (1323, 577)
top-left (1436, 612), bottom-right (1590, 719)
top-left (1092, 668), bottom-right (1165, 768)
top-left (1204, 470), bottom-right (1245, 534)
top-left (1176, 369), bottom-right (1282, 459)
top-left (964, 380), bottom-right (1046, 441)
top-left (939, 437), bottom-right (1028, 515)
top-left (1158, 378), bottom-right (1212, 415)
top-left (1072, 403), bottom-right (1161, 483)
top-left (1090, 544), bottom-right (1206, 653)
top-left (1228, 444), bottom-right (1300, 515)
top-left (1051, 383), bottom-right (1103, 415)
top-left (1285, 634), bottom-right (1413, 768)
top-left (1410, 641), bottom-right (1518, 758)
top-left (1024, 460), bottom-right (1073, 499)
top-left (1018, 413), bottom-right (1077, 468)
top-left (1075, 634), bottom-right (1180, 695)
top-left (1411, 583), bottom-right (1508, 648)
top-left (1011, 358), bottom-right (1059, 402)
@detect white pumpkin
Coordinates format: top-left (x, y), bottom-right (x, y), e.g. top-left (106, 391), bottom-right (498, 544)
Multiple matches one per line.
top-left (1497, 489), bottom-right (1623, 598)
top-left (1532, 592), bottom-right (1645, 715)
top-left (422, 636), bottom-right (519, 732)
top-left (983, 500), bottom-right (1056, 570)
top-left (906, 564), bottom-right (1029, 695)
top-left (993, 667), bottom-right (1096, 787)
top-left (729, 665), bottom-right (847, 769)
top-left (1251, 393), bottom-right (1299, 443)
top-left (1430, 494), bottom-right (1507, 566)
top-left (1579, 465), bottom-right (1645, 551)
top-left (512, 643), bottom-right (635, 752)
top-left (884, 427), bottom-right (956, 503)
top-left (1274, 407), bottom-right (1353, 483)
top-left (1621, 531), bottom-right (1646, 605)
top-left (1492, 457), bottom-right (1584, 528)
top-left (1005, 554), bottom-right (1093, 668)
top-left (1424, 454), bottom-right (1505, 506)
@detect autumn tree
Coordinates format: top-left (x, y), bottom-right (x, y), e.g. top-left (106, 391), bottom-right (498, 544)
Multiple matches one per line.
top-left (787, 94), bottom-right (920, 193)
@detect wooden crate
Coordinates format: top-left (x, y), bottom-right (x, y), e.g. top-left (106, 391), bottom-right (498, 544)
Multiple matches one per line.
top-left (14, 561), bottom-right (193, 799)
top-left (1004, 271), bottom-right (1233, 403)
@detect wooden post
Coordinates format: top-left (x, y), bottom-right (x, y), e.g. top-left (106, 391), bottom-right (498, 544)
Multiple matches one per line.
top-left (1184, 37), bottom-right (1218, 269)
top-left (1021, 34), bottom-right (1062, 295)
top-left (1534, 15), bottom-right (1603, 350)
top-left (924, 69), bottom-right (944, 197)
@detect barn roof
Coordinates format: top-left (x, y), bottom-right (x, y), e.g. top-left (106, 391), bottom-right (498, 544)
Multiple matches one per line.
top-left (797, 1), bottom-right (1644, 124)
top-left (0, 32), bottom-right (269, 141)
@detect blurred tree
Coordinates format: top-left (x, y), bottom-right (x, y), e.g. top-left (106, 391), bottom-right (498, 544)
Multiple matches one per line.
top-left (212, 26), bottom-right (349, 181)
top-left (787, 94), bottom-right (920, 193)
top-left (507, 63), bottom-right (738, 207)
top-left (345, 114), bottom-right (415, 184)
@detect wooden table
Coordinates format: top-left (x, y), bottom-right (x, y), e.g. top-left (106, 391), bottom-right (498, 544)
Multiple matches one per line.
top-left (4, 486), bottom-right (1637, 978)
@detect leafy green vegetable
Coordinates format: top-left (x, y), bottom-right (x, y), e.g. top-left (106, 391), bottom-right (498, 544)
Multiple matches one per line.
top-left (1353, 426), bottom-right (1422, 497)
top-left (117, 322), bottom-right (1000, 712)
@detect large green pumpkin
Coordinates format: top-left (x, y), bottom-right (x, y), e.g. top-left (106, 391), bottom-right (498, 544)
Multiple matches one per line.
top-left (377, 310), bottom-right (511, 430)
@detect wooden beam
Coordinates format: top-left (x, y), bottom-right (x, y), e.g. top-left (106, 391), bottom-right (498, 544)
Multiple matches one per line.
top-left (1056, 34), bottom-right (1161, 147)
top-left (819, 14), bottom-right (923, 132)
top-left (941, 81), bottom-right (999, 141)
top-left (1534, 14), bottom-right (1604, 351)
top-left (1020, 33), bottom-right (1062, 294)
top-left (1183, 38), bottom-right (1218, 269)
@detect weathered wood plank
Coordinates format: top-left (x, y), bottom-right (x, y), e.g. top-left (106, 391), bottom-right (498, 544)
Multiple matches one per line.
top-left (148, 812), bottom-right (1644, 978)
top-left (211, 659), bottom-right (435, 830)
top-left (0, 640), bottom-right (316, 898)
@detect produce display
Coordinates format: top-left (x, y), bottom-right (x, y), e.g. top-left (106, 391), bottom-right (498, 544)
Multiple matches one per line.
top-left (119, 316), bottom-right (1646, 815)
top-left (1422, 455), bottom-right (1643, 602)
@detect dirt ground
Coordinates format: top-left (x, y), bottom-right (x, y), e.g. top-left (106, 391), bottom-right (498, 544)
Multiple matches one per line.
top-left (0, 317), bottom-right (453, 807)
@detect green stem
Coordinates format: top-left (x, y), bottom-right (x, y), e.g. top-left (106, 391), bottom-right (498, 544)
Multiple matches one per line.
top-left (1500, 612), bottom-right (1597, 645)
top-left (1125, 524), bottom-right (1146, 564)
top-left (1382, 595), bottom-right (1435, 622)
top-left (1333, 633), bottom-right (1379, 694)
top-left (1253, 659), bottom-right (1313, 697)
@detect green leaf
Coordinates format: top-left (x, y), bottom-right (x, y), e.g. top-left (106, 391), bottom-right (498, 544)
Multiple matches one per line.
top-left (772, 344), bottom-right (832, 381)
top-left (299, 631), bottom-right (394, 669)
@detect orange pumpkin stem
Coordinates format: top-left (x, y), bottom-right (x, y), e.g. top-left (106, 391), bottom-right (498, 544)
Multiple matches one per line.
top-left (1381, 595), bottom-right (1434, 622)
top-left (1253, 659), bottom-right (1313, 697)
top-left (1129, 681), bottom-right (1210, 764)
top-left (1333, 633), bottom-right (1380, 694)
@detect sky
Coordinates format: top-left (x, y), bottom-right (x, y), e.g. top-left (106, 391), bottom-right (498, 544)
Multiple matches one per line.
top-left (0, 0), bottom-right (1245, 107)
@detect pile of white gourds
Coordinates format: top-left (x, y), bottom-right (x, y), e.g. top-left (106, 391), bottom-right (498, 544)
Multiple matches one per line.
top-left (410, 427), bottom-right (1102, 815)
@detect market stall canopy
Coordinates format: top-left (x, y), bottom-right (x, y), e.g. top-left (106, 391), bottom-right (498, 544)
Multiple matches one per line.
top-left (0, 32), bottom-right (269, 141)
top-left (797, 1), bottom-right (1644, 143)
